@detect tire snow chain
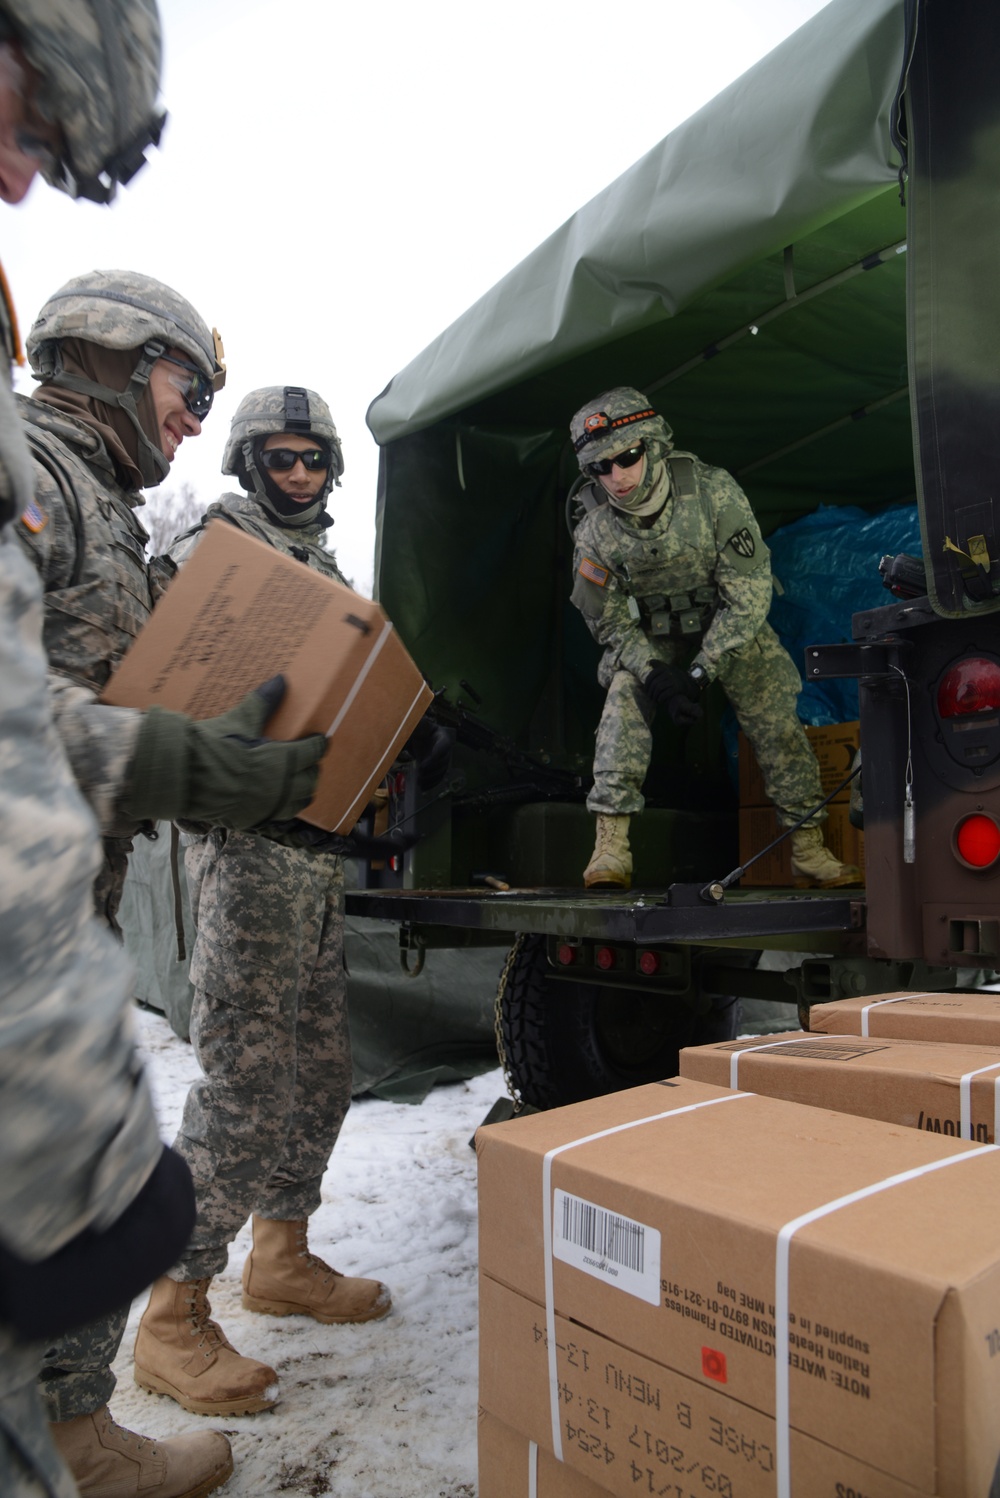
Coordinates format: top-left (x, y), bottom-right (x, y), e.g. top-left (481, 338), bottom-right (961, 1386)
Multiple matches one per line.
top-left (493, 931), bottom-right (527, 1112)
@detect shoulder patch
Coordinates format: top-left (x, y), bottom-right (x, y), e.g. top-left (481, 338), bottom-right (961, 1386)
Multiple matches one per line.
top-left (578, 555), bottom-right (610, 587)
top-left (19, 498), bottom-right (47, 533)
top-left (726, 526), bottom-right (757, 560)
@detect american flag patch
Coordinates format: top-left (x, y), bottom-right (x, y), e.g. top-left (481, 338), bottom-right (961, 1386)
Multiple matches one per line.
top-left (19, 499), bottom-right (46, 533)
top-left (578, 556), bottom-right (609, 587)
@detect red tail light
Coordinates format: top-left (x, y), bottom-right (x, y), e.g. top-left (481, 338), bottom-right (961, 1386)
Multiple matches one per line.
top-left (937, 657), bottom-right (1000, 719)
top-left (954, 814), bottom-right (1000, 869)
top-left (595, 946), bottom-right (616, 970)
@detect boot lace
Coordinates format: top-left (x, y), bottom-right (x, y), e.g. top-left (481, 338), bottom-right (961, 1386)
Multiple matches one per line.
top-left (184, 1279), bottom-right (231, 1354)
top-left (293, 1222), bottom-right (342, 1284)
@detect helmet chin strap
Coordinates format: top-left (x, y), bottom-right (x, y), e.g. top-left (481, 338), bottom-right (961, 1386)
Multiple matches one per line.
top-left (40, 338), bottom-right (169, 486)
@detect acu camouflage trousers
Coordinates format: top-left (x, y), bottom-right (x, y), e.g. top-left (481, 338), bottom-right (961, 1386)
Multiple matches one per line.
top-left (588, 620), bottom-right (824, 826)
top-left (170, 829), bottom-right (351, 1280)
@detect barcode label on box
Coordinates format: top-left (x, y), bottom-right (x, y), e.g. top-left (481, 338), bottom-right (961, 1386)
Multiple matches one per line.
top-left (553, 1189), bottom-right (661, 1303)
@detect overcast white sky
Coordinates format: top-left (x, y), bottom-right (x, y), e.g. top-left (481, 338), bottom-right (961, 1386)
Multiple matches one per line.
top-left (5, 0), bottom-right (829, 595)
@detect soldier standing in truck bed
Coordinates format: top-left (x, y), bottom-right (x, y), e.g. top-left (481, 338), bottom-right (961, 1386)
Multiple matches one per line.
top-left (569, 385), bottom-right (859, 891)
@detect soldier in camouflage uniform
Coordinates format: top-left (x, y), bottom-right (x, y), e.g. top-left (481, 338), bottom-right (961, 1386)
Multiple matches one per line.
top-left (570, 387), bottom-right (859, 890)
top-left (14, 283), bottom-right (327, 1495)
top-left (0, 5), bottom-right (231, 1498)
top-left (133, 387), bottom-right (392, 1420)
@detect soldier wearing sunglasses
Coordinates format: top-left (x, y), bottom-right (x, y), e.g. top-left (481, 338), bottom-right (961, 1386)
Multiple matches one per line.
top-left (130, 387), bottom-right (392, 1422)
top-left (569, 385), bottom-right (859, 891)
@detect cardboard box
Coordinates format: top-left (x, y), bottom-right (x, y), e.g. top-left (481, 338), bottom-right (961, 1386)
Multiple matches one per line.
top-left (680, 1028), bottom-right (1000, 1143)
top-left (739, 801), bottom-right (863, 886)
top-left (479, 1409), bottom-right (608, 1498)
top-left (481, 1276), bottom-right (927, 1498)
top-left (100, 521), bottom-right (432, 832)
top-left (476, 1078), bottom-right (1000, 1497)
top-left (738, 720), bottom-right (859, 808)
top-left (808, 989), bottom-right (1000, 1046)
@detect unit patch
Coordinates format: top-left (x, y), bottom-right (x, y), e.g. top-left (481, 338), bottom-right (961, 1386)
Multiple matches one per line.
top-left (578, 555), bottom-right (610, 587)
top-left (19, 499), bottom-right (47, 533)
top-left (727, 527), bottom-right (756, 559)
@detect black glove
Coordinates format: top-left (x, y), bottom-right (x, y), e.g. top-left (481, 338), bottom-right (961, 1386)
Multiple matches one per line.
top-left (644, 662), bottom-right (704, 726)
top-left (401, 714), bottom-right (452, 791)
top-left (282, 820), bottom-right (419, 860)
top-left (0, 1144), bottom-right (195, 1341)
top-left (123, 675), bottom-right (328, 828)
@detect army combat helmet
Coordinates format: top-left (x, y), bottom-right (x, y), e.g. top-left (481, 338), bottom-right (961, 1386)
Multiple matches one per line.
top-left (223, 385), bottom-right (344, 529)
top-left (0, 0), bottom-right (165, 203)
top-left (27, 267), bottom-right (225, 486)
top-left (570, 386), bottom-right (674, 515)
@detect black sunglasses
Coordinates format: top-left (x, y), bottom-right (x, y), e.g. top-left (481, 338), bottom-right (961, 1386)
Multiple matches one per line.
top-left (260, 446), bottom-right (330, 473)
top-left (586, 441), bottom-right (645, 477)
top-left (159, 352), bottom-right (215, 420)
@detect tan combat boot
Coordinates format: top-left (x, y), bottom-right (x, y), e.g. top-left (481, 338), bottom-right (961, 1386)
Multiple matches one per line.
top-left (790, 824), bottom-right (862, 888)
top-left (49, 1404), bottom-right (232, 1498)
top-left (242, 1217), bottom-right (392, 1324)
top-left (583, 813), bottom-right (632, 889)
top-left (133, 1276), bottom-right (279, 1417)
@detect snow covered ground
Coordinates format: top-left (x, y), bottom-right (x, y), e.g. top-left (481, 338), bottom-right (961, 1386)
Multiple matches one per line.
top-left (113, 1006), bottom-right (502, 1498)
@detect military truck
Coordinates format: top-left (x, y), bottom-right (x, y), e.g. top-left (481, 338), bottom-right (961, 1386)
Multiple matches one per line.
top-left (348, 0), bottom-right (1000, 1110)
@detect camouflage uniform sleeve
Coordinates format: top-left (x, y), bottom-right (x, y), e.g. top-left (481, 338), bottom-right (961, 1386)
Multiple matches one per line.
top-left (165, 525), bottom-right (204, 568)
top-left (570, 519), bottom-right (658, 682)
top-left (48, 676), bottom-right (144, 833)
top-left (0, 535), bottom-right (161, 1260)
top-left (14, 456), bottom-right (145, 831)
top-left (691, 467), bottom-right (773, 679)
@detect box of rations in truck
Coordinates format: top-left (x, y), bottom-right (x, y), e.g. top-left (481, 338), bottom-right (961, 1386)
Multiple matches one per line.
top-left (100, 520), bottom-right (432, 833)
top-left (738, 722), bottom-right (864, 887)
top-left (476, 1077), bottom-right (1000, 1497)
top-left (679, 1030), bottom-right (1000, 1143)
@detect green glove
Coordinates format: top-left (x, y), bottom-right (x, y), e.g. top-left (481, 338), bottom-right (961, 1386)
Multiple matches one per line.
top-left (123, 675), bottom-right (327, 828)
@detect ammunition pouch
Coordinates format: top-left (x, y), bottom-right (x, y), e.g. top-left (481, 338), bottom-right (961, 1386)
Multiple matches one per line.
top-left (628, 585), bottom-right (718, 638)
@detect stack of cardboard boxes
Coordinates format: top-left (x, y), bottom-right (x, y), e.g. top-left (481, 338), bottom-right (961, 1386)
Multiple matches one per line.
top-left (738, 721), bottom-right (863, 886)
top-left (476, 989), bottom-right (1000, 1497)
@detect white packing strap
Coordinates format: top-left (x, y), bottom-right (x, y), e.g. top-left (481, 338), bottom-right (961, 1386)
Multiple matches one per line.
top-left (774, 1144), bottom-right (997, 1498)
top-left (324, 619), bottom-right (393, 737)
top-left (542, 1093), bottom-right (751, 1461)
top-left (334, 680), bottom-right (430, 830)
top-left (958, 1061), bottom-right (1000, 1140)
top-left (859, 993), bottom-right (932, 1036)
top-left (528, 1439), bottom-right (537, 1498)
top-left (729, 1034), bottom-right (825, 1089)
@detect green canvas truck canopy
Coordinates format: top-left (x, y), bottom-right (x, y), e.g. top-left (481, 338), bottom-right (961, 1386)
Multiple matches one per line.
top-left (368, 0), bottom-right (1000, 646)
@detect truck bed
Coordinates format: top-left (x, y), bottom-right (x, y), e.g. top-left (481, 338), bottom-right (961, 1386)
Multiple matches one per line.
top-left (345, 884), bottom-right (865, 947)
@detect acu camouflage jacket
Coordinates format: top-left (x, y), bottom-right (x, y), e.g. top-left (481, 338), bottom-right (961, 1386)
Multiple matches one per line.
top-left (13, 395), bottom-right (150, 833)
top-left (571, 453), bottom-right (772, 683)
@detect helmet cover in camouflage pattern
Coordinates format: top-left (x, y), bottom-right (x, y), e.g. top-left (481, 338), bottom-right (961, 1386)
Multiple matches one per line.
top-left (1, 0), bottom-right (165, 203)
top-left (570, 386), bottom-right (674, 472)
top-left (222, 386), bottom-right (343, 484)
top-left (26, 268), bottom-right (225, 388)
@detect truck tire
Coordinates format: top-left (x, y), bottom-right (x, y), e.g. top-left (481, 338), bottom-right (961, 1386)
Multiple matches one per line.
top-left (498, 935), bottom-right (741, 1110)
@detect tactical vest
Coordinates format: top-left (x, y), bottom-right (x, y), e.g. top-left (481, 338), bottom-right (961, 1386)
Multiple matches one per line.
top-left (576, 454), bottom-right (722, 639)
top-left (173, 493), bottom-right (348, 587)
top-left (18, 413), bottom-right (153, 691)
